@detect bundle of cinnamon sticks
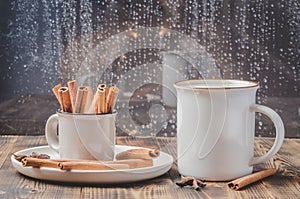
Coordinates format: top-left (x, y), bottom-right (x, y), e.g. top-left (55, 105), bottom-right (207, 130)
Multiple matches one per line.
top-left (52, 80), bottom-right (119, 114)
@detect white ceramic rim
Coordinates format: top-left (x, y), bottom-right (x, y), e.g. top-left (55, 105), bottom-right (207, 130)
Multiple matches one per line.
top-left (56, 110), bottom-right (117, 116)
top-left (174, 79), bottom-right (259, 90)
top-left (11, 145), bottom-right (174, 184)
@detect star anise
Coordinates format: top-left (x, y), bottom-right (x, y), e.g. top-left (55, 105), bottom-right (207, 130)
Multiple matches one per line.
top-left (176, 176), bottom-right (206, 191)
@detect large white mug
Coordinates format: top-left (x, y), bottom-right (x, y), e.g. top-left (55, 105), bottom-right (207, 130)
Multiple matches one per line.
top-left (45, 112), bottom-right (116, 160)
top-left (174, 79), bottom-right (284, 181)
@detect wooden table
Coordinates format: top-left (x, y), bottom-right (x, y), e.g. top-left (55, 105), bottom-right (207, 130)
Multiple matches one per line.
top-left (1, 135), bottom-right (299, 198)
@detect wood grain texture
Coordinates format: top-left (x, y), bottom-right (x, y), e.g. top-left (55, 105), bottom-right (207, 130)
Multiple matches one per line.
top-left (0, 136), bottom-right (299, 198)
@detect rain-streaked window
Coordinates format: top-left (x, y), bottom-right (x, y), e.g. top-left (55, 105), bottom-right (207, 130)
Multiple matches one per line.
top-left (0, 0), bottom-right (299, 137)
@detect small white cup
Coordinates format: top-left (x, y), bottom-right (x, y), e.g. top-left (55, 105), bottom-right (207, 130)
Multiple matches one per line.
top-left (45, 112), bottom-right (116, 160)
top-left (174, 79), bottom-right (284, 181)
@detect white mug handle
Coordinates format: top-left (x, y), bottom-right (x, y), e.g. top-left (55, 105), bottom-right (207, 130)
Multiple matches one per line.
top-left (45, 114), bottom-right (59, 153)
top-left (248, 104), bottom-right (285, 165)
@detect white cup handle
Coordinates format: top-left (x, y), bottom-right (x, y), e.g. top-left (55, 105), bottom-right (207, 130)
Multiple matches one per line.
top-left (248, 104), bottom-right (285, 166)
top-left (45, 114), bottom-right (59, 153)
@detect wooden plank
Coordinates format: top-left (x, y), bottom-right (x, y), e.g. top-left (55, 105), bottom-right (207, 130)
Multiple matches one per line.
top-left (262, 176), bottom-right (300, 198)
top-left (0, 136), bottom-right (18, 168)
top-left (0, 136), bottom-right (82, 198)
top-left (256, 138), bottom-right (300, 198)
top-left (0, 136), bottom-right (299, 199)
top-left (0, 94), bottom-right (57, 135)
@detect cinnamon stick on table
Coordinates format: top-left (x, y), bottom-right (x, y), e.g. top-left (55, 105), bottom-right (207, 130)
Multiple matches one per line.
top-left (227, 168), bottom-right (277, 190)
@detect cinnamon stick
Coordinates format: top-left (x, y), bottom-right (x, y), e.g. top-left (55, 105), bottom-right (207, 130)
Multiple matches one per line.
top-left (106, 86), bottom-right (119, 113)
top-left (57, 159), bottom-right (152, 169)
top-left (93, 84), bottom-right (107, 114)
top-left (52, 84), bottom-right (62, 105)
top-left (93, 91), bottom-right (100, 114)
top-left (109, 159), bottom-right (153, 168)
top-left (74, 86), bottom-right (90, 113)
top-left (58, 162), bottom-right (129, 170)
top-left (67, 80), bottom-right (78, 112)
top-left (58, 87), bottom-right (73, 112)
top-left (98, 87), bottom-right (106, 113)
top-left (116, 148), bottom-right (160, 160)
top-left (85, 86), bottom-right (94, 113)
top-left (98, 84), bottom-right (107, 90)
top-left (105, 86), bottom-right (110, 99)
top-left (20, 157), bottom-right (153, 170)
top-left (227, 168), bottom-right (277, 190)
top-left (53, 82), bottom-right (119, 114)
top-left (22, 157), bottom-right (59, 169)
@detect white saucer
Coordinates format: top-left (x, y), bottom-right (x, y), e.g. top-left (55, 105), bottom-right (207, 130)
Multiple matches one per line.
top-left (11, 145), bottom-right (174, 184)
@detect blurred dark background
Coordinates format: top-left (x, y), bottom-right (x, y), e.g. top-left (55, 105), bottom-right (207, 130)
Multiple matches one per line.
top-left (0, 0), bottom-right (299, 137)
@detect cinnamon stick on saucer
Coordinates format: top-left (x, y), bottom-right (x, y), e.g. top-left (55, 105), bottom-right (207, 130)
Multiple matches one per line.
top-left (228, 168), bottom-right (277, 190)
top-left (58, 159), bottom-right (153, 170)
top-left (116, 148), bottom-right (160, 160)
top-left (21, 158), bottom-right (59, 169)
top-left (58, 87), bottom-right (73, 112)
top-left (19, 157), bottom-right (153, 170)
top-left (110, 158), bottom-right (153, 168)
top-left (58, 162), bottom-right (129, 170)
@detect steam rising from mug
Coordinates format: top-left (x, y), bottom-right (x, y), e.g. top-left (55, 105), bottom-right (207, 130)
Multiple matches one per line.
top-left (72, 27), bottom-right (220, 136)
